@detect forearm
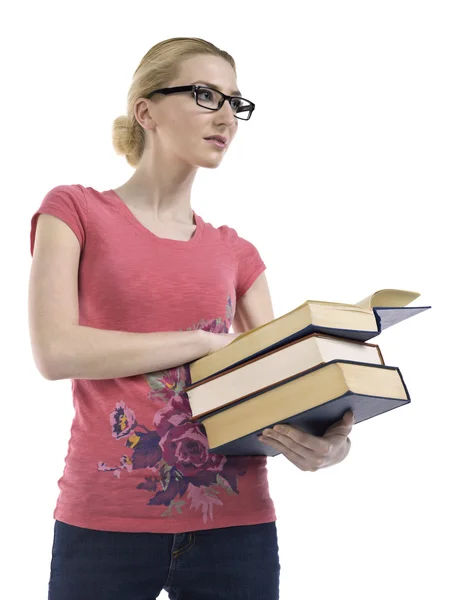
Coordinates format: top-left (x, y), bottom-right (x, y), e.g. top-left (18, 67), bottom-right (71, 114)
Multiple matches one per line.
top-left (43, 326), bottom-right (211, 381)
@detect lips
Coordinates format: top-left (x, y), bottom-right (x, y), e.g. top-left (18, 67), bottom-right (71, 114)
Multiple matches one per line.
top-left (204, 135), bottom-right (228, 146)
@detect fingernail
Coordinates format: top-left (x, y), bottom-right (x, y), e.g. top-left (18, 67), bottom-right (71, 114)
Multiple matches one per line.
top-left (274, 425), bottom-right (285, 433)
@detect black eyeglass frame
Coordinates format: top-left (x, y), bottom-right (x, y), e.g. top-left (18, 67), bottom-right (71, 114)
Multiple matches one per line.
top-left (145, 85), bottom-right (255, 120)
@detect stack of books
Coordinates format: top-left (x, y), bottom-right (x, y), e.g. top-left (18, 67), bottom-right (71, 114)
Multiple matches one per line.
top-left (185, 289), bottom-right (430, 456)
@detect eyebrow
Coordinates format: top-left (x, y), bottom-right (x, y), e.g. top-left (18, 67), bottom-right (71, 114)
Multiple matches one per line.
top-left (192, 81), bottom-right (242, 97)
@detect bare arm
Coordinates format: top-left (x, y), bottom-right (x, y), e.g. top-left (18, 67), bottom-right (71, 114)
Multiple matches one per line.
top-left (45, 326), bottom-right (214, 380)
top-left (232, 272), bottom-right (275, 333)
top-left (28, 213), bottom-right (236, 381)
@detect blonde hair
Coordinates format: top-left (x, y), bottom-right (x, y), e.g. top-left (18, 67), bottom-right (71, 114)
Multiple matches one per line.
top-left (112, 37), bottom-right (237, 168)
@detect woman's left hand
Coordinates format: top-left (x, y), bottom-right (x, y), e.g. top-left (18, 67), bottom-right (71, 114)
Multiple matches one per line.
top-left (259, 410), bottom-right (354, 471)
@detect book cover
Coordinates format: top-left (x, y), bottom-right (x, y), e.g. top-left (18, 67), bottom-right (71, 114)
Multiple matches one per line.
top-left (189, 297), bottom-right (430, 385)
top-left (186, 334), bottom-right (385, 419)
top-left (196, 360), bottom-right (411, 456)
top-left (206, 390), bottom-right (409, 456)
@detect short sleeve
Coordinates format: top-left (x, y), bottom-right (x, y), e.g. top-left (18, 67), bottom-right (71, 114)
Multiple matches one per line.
top-left (233, 231), bottom-right (267, 302)
top-left (30, 184), bottom-right (88, 256)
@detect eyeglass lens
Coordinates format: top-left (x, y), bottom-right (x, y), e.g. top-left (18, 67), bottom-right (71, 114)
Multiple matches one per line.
top-left (195, 87), bottom-right (252, 120)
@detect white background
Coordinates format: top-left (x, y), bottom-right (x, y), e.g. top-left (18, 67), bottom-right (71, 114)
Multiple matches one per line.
top-left (1, 1), bottom-right (448, 598)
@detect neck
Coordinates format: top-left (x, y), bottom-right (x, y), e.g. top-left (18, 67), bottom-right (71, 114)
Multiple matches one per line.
top-left (117, 145), bottom-right (199, 224)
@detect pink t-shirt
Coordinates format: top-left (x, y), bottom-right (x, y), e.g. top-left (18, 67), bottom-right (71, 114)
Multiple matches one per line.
top-left (30, 184), bottom-right (276, 533)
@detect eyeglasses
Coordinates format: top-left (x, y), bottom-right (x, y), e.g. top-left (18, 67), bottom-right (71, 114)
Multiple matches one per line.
top-left (145, 85), bottom-right (255, 120)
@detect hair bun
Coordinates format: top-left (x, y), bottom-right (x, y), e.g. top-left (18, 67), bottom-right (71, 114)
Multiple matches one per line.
top-left (112, 115), bottom-right (134, 159)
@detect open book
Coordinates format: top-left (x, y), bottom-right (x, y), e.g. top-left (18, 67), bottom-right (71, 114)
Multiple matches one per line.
top-left (189, 288), bottom-right (430, 385)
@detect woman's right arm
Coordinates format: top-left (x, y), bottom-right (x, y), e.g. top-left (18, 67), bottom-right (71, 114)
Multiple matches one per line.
top-left (28, 214), bottom-right (238, 381)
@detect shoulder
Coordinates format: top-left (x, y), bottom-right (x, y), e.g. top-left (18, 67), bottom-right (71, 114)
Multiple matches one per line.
top-left (200, 220), bottom-right (263, 270)
top-left (204, 220), bottom-right (256, 251)
top-left (207, 221), bottom-right (239, 241)
top-left (30, 184), bottom-right (89, 254)
top-left (39, 184), bottom-right (117, 220)
top-left (43, 183), bottom-right (86, 199)
top-left (40, 183), bottom-right (88, 213)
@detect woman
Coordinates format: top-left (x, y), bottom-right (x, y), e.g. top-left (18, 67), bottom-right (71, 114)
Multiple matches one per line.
top-left (29, 37), bottom-right (281, 599)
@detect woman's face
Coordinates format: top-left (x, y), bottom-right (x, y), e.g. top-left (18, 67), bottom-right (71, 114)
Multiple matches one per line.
top-left (138, 54), bottom-right (242, 168)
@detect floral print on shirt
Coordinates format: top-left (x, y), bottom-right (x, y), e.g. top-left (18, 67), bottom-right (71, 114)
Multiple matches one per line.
top-left (98, 295), bottom-right (250, 524)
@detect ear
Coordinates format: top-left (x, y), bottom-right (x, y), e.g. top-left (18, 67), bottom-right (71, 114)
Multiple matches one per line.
top-left (134, 97), bottom-right (157, 132)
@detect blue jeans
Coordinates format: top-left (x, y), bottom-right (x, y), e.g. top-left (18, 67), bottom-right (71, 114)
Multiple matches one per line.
top-left (48, 519), bottom-right (280, 599)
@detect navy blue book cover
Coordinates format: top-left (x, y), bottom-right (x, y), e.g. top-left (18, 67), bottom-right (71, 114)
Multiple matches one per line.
top-left (195, 360), bottom-right (411, 456)
top-left (205, 390), bottom-right (410, 456)
top-left (191, 306), bottom-right (430, 385)
top-left (373, 306), bottom-right (429, 330)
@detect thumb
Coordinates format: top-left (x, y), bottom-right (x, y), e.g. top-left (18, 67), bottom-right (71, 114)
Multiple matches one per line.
top-left (345, 410), bottom-right (355, 425)
top-left (337, 410), bottom-right (355, 430)
top-left (341, 410), bottom-right (355, 433)
top-left (324, 410), bottom-right (354, 436)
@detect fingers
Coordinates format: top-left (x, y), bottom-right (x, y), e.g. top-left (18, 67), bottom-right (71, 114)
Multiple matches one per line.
top-left (272, 425), bottom-right (332, 455)
top-left (260, 435), bottom-right (325, 471)
top-left (261, 431), bottom-right (318, 460)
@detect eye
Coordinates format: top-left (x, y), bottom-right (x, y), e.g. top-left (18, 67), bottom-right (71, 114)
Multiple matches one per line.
top-left (198, 89), bottom-right (213, 101)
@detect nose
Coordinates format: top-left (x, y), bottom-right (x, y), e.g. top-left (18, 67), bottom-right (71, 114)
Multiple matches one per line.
top-left (215, 98), bottom-right (236, 124)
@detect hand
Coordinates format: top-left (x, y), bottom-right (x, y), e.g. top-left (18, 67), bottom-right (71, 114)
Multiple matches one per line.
top-left (259, 410), bottom-right (354, 471)
top-left (206, 331), bottom-right (242, 355)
